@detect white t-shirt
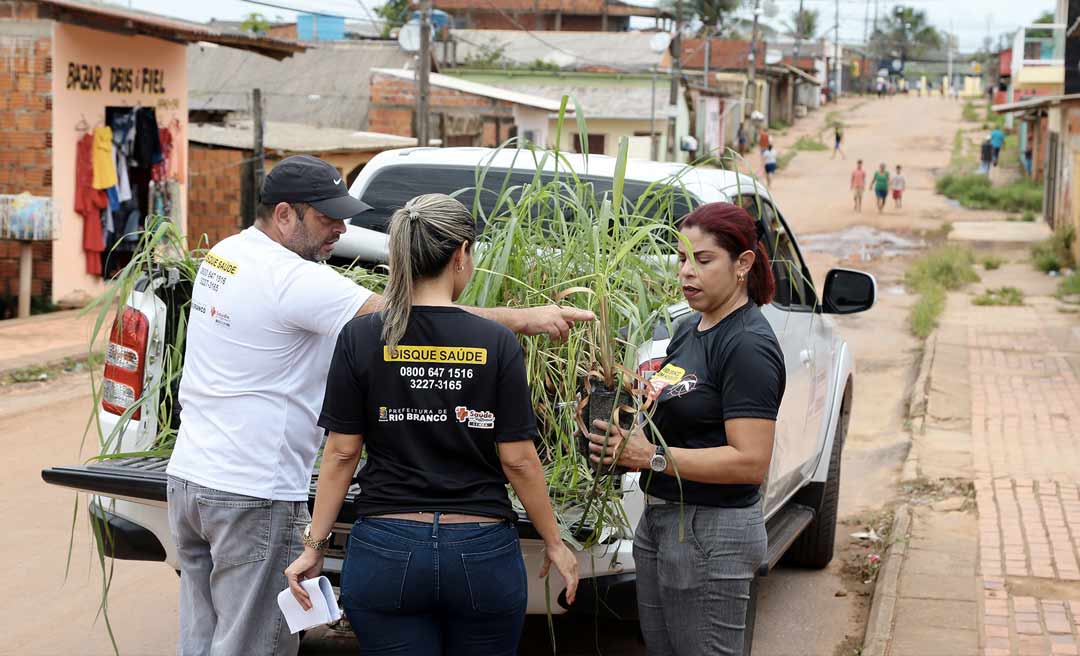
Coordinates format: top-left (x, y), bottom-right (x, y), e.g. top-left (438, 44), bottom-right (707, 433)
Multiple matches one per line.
top-left (167, 227), bottom-right (372, 501)
top-left (892, 174), bottom-right (906, 191)
top-left (764, 150), bottom-right (778, 166)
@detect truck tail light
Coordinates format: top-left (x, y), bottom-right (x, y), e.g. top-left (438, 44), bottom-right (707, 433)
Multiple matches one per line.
top-left (636, 358), bottom-right (665, 383)
top-left (102, 306), bottom-right (149, 420)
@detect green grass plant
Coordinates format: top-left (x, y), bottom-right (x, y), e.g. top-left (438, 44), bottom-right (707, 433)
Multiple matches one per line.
top-left (1031, 226), bottom-right (1077, 273)
top-left (982, 255), bottom-right (1004, 270)
top-left (962, 100), bottom-right (979, 122)
top-left (793, 136), bottom-right (827, 152)
top-left (973, 286), bottom-right (1024, 306)
top-left (1057, 271), bottom-right (1080, 303)
top-left (905, 245), bottom-right (979, 338)
top-left (935, 173), bottom-right (1042, 213)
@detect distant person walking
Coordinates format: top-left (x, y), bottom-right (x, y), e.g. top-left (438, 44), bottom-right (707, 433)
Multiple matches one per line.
top-left (980, 136), bottom-right (994, 175)
top-left (891, 165), bottom-right (906, 209)
top-left (851, 160), bottom-right (867, 212)
top-left (763, 144), bottom-right (778, 186)
top-left (990, 127), bottom-right (1005, 166)
top-left (737, 123), bottom-right (748, 155)
top-left (872, 163), bottom-right (890, 214)
top-left (831, 124), bottom-right (846, 160)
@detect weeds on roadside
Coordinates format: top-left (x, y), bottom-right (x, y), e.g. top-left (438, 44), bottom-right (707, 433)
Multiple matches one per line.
top-left (962, 100), bottom-right (979, 122)
top-left (1058, 272), bottom-right (1080, 303)
top-left (973, 286), bottom-right (1024, 306)
top-left (936, 174), bottom-right (1042, 213)
top-left (905, 245), bottom-right (979, 337)
top-left (1031, 226), bottom-right (1077, 273)
top-left (793, 136), bottom-right (827, 152)
top-left (1023, 210), bottom-right (1036, 222)
top-left (982, 255), bottom-right (1004, 270)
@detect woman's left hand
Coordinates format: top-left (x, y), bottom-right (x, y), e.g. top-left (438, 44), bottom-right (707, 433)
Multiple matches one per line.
top-left (284, 548), bottom-right (325, 611)
top-left (587, 419), bottom-right (655, 470)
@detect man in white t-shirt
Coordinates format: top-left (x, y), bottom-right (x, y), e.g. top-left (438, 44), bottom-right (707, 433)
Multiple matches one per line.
top-left (166, 156), bottom-right (592, 656)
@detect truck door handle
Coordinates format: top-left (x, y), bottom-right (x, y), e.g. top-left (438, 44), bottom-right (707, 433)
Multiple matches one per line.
top-left (800, 349), bottom-right (813, 366)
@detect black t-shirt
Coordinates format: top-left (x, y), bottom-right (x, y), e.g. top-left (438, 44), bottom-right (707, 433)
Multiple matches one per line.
top-left (318, 307), bottom-right (537, 521)
top-left (643, 302), bottom-right (786, 507)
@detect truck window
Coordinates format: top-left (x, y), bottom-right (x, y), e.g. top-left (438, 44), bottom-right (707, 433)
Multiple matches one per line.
top-left (353, 165), bottom-right (697, 234)
top-left (737, 195), bottom-right (815, 310)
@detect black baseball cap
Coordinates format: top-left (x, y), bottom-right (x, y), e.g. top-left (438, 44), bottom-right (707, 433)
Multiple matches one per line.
top-left (260, 155), bottom-right (372, 220)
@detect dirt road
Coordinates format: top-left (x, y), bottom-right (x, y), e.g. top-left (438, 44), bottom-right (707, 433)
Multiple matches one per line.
top-left (6, 94), bottom-right (971, 655)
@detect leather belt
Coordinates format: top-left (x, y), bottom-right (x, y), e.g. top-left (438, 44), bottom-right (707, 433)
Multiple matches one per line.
top-left (369, 511), bottom-right (504, 524)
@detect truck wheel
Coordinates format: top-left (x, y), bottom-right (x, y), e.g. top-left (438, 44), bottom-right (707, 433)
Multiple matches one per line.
top-left (784, 402), bottom-right (847, 569)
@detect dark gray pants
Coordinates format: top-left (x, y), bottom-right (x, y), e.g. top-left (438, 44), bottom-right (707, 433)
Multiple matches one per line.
top-left (167, 476), bottom-right (310, 656)
top-left (634, 503), bottom-right (767, 656)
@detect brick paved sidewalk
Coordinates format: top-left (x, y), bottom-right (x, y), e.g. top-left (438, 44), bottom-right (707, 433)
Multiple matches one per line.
top-left (894, 284), bottom-right (1080, 656)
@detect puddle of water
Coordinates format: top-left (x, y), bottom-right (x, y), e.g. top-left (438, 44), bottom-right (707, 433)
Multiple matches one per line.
top-left (799, 226), bottom-right (925, 260)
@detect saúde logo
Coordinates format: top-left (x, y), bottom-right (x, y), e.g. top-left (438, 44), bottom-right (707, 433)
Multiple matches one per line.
top-left (454, 406), bottom-right (495, 429)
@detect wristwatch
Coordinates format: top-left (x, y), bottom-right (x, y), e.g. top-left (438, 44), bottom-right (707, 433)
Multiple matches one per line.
top-left (302, 524), bottom-right (331, 552)
top-left (649, 444), bottom-right (668, 473)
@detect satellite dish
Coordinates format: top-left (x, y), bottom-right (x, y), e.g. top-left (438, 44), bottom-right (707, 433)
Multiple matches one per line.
top-left (765, 48), bottom-right (783, 65)
top-left (649, 32), bottom-right (672, 53)
top-left (398, 22), bottom-right (420, 52)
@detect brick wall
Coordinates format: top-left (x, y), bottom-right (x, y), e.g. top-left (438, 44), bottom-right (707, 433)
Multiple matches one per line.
top-left (0, 2), bottom-right (53, 305)
top-left (187, 145), bottom-right (245, 248)
top-left (369, 73), bottom-right (517, 146)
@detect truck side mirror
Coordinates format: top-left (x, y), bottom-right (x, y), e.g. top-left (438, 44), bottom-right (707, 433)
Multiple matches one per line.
top-left (821, 269), bottom-right (876, 314)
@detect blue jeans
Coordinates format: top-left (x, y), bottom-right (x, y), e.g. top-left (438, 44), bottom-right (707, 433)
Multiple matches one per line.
top-left (634, 503), bottom-right (767, 656)
top-left (340, 516), bottom-right (527, 656)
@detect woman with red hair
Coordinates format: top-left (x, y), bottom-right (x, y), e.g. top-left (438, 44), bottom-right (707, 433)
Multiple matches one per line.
top-left (588, 201), bottom-right (786, 655)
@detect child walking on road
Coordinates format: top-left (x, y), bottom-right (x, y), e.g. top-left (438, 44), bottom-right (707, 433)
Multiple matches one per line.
top-left (851, 160), bottom-right (867, 212)
top-left (891, 165), bottom-right (906, 209)
top-left (832, 124), bottom-right (846, 160)
top-left (872, 163), bottom-right (890, 214)
top-left (764, 144), bottom-right (778, 187)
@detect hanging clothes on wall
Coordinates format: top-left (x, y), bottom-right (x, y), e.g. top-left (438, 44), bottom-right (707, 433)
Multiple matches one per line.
top-left (133, 107), bottom-right (163, 168)
top-left (74, 132), bottom-right (106, 276)
top-left (91, 126), bottom-right (117, 190)
top-left (153, 125), bottom-right (171, 182)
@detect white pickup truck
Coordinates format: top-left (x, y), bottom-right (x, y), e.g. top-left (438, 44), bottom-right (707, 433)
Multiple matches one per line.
top-left (43, 148), bottom-right (875, 653)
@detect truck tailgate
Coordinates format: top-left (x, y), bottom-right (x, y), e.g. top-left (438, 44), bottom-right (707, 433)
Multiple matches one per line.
top-left (42, 457), bottom-right (553, 539)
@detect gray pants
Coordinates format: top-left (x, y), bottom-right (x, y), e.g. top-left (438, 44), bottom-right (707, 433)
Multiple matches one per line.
top-left (634, 503), bottom-right (767, 656)
top-left (167, 476), bottom-right (310, 656)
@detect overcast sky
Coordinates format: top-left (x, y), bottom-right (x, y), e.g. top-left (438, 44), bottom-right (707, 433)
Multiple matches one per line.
top-left (125, 0), bottom-right (1056, 53)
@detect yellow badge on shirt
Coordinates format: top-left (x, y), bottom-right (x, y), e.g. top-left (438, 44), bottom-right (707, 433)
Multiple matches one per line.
top-left (647, 363), bottom-right (685, 400)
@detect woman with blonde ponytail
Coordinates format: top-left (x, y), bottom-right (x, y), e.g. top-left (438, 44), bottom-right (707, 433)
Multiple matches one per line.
top-left (285, 194), bottom-right (578, 655)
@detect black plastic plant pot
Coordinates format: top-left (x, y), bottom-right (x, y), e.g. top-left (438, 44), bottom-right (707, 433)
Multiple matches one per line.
top-left (577, 384), bottom-right (634, 476)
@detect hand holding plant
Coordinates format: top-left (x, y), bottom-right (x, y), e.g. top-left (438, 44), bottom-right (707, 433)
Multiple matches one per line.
top-left (587, 419), bottom-right (655, 470)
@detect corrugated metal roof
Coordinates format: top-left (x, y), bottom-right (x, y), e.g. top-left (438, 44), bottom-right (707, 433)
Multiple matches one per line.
top-left (477, 80), bottom-right (676, 120)
top-left (188, 42), bottom-right (412, 130)
top-left (372, 68), bottom-right (567, 111)
top-left (189, 120), bottom-right (417, 153)
top-left (992, 93), bottom-right (1080, 114)
top-left (452, 29), bottom-right (665, 72)
top-left (34, 0), bottom-right (304, 59)
top-left (423, 0), bottom-right (659, 16)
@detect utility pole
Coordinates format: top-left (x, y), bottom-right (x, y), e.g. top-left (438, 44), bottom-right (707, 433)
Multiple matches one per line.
top-left (668, 0), bottom-right (682, 161)
top-left (601, 0), bottom-right (608, 32)
top-left (794, 0), bottom-right (805, 63)
top-left (863, 0), bottom-right (870, 45)
top-left (834, 0), bottom-right (841, 100)
top-left (947, 20), bottom-right (954, 96)
top-left (873, 0), bottom-right (878, 35)
top-left (744, 0), bottom-right (762, 136)
top-left (417, 0), bottom-right (432, 147)
top-left (250, 87), bottom-right (265, 228)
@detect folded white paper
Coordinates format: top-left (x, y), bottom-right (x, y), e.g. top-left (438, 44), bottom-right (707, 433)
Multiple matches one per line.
top-left (277, 576), bottom-right (342, 634)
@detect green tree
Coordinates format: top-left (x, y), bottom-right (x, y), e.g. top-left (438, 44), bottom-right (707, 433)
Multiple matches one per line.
top-left (661, 0), bottom-right (742, 36)
top-left (869, 5), bottom-right (943, 60)
top-left (784, 7), bottom-right (818, 40)
top-left (376, 0), bottom-right (410, 38)
top-left (240, 12), bottom-right (269, 34)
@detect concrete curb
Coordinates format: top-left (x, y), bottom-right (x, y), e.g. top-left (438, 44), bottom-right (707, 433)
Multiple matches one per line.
top-left (908, 330), bottom-right (937, 437)
top-left (861, 504), bottom-right (913, 656)
top-left (0, 347), bottom-right (100, 381)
